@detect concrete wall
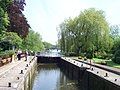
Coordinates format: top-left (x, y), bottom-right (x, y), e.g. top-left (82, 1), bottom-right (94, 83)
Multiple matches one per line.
top-left (17, 57), bottom-right (37, 90)
top-left (59, 58), bottom-right (120, 90)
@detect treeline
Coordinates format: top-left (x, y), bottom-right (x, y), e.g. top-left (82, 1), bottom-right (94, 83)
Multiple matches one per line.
top-left (58, 8), bottom-right (120, 64)
top-left (0, 0), bottom-right (45, 53)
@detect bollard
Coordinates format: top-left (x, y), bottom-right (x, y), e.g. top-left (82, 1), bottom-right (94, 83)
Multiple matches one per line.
top-left (20, 70), bottom-right (23, 74)
top-left (97, 71), bottom-right (99, 74)
top-left (8, 82), bottom-right (11, 87)
top-left (74, 61), bottom-right (75, 63)
top-left (25, 68), bottom-right (27, 70)
top-left (17, 77), bottom-right (19, 80)
top-left (91, 68), bottom-right (94, 71)
top-left (81, 64), bottom-right (83, 67)
top-left (104, 73), bottom-right (108, 77)
top-left (26, 64), bottom-right (28, 67)
top-left (115, 79), bottom-right (117, 81)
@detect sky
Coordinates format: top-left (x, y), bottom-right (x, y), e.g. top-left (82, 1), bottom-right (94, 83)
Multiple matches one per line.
top-left (23, 0), bottom-right (120, 45)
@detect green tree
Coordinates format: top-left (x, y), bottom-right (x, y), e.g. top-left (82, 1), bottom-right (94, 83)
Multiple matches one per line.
top-left (2, 32), bottom-right (22, 47)
top-left (43, 41), bottom-right (52, 50)
top-left (0, 0), bottom-right (12, 47)
top-left (59, 8), bottom-right (112, 56)
top-left (0, 0), bottom-right (12, 35)
top-left (21, 29), bottom-right (44, 52)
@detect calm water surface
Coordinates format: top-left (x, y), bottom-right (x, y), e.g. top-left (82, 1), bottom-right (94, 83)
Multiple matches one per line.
top-left (32, 64), bottom-right (80, 90)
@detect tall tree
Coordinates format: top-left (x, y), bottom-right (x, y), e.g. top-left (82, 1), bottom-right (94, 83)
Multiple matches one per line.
top-left (0, 0), bottom-right (12, 35)
top-left (43, 41), bottom-right (52, 50)
top-left (21, 29), bottom-right (44, 52)
top-left (59, 8), bottom-right (111, 55)
top-left (7, 0), bottom-right (29, 38)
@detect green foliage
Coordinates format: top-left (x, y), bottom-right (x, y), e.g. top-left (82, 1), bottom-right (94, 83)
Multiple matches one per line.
top-left (0, 50), bottom-right (15, 59)
top-left (0, 7), bottom-right (9, 33)
top-left (86, 51), bottom-right (93, 59)
top-left (112, 37), bottom-right (120, 53)
top-left (0, 0), bottom-right (12, 11)
top-left (43, 41), bottom-right (52, 50)
top-left (0, 0), bottom-right (12, 43)
top-left (0, 0), bottom-right (12, 33)
top-left (21, 29), bottom-right (44, 52)
top-left (0, 40), bottom-right (12, 51)
top-left (58, 8), bottom-right (111, 56)
top-left (112, 50), bottom-right (120, 64)
top-left (94, 51), bottom-right (107, 59)
top-left (2, 32), bottom-right (22, 47)
top-left (67, 52), bottom-right (77, 56)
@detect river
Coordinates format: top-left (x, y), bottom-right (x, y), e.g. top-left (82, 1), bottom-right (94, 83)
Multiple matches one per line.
top-left (32, 64), bottom-right (80, 90)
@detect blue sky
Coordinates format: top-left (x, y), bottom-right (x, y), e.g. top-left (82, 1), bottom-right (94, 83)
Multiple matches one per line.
top-left (23, 0), bottom-right (120, 45)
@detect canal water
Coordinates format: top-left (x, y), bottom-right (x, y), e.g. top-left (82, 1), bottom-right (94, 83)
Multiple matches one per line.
top-left (32, 64), bottom-right (80, 90)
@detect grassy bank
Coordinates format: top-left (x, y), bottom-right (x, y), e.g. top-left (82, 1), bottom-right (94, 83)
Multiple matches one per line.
top-left (93, 58), bottom-right (120, 69)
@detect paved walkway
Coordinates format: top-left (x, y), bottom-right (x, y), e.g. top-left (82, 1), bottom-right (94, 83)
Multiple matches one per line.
top-left (71, 57), bottom-right (120, 75)
top-left (0, 58), bottom-right (24, 77)
top-left (0, 56), bottom-right (35, 90)
top-left (62, 57), bottom-right (120, 86)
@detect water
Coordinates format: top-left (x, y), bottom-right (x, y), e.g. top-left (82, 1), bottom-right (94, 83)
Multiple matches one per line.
top-left (37, 49), bottom-right (63, 57)
top-left (32, 64), bottom-right (80, 90)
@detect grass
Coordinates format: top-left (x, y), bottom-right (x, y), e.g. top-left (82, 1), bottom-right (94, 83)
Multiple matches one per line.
top-left (93, 58), bottom-right (120, 69)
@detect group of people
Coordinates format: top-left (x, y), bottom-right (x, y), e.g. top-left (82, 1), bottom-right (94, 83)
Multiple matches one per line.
top-left (17, 49), bottom-right (28, 61)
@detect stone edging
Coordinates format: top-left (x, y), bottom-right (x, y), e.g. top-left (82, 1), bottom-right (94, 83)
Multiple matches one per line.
top-left (73, 58), bottom-right (120, 75)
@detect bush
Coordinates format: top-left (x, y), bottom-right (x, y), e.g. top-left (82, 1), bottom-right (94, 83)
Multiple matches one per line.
top-left (0, 52), bottom-right (8, 59)
top-left (86, 53), bottom-right (93, 59)
top-left (0, 50), bottom-right (15, 59)
top-left (69, 52), bottom-right (77, 56)
top-left (112, 50), bottom-right (120, 64)
top-left (79, 53), bottom-right (85, 57)
top-left (106, 54), bottom-right (113, 59)
top-left (115, 57), bottom-right (120, 64)
top-left (94, 51), bottom-right (107, 59)
top-left (67, 52), bottom-right (77, 56)
top-left (86, 51), bottom-right (93, 59)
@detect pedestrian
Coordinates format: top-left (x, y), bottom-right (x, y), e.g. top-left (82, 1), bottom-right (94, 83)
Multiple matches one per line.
top-left (25, 50), bottom-right (28, 61)
top-left (17, 49), bottom-right (22, 60)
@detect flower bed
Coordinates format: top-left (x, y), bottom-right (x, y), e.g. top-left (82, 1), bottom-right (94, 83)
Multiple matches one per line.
top-left (0, 50), bottom-right (14, 67)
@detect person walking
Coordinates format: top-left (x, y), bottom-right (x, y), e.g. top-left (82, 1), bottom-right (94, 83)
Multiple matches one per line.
top-left (25, 50), bottom-right (28, 61)
top-left (17, 49), bottom-right (22, 60)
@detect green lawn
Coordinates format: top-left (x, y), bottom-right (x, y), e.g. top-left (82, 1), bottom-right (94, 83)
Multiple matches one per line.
top-left (93, 58), bottom-right (120, 69)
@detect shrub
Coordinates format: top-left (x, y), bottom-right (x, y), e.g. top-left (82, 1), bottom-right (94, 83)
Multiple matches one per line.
top-left (94, 51), bottom-right (107, 59)
top-left (67, 52), bottom-right (77, 56)
top-left (0, 52), bottom-right (7, 59)
top-left (0, 50), bottom-right (15, 59)
top-left (112, 50), bottom-right (120, 64)
top-left (115, 57), bottom-right (120, 64)
top-left (86, 51), bottom-right (93, 59)
top-left (86, 53), bottom-right (93, 59)
top-left (79, 53), bottom-right (85, 57)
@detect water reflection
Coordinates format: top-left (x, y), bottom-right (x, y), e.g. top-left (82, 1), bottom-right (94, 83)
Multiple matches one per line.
top-left (32, 64), bottom-right (80, 90)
